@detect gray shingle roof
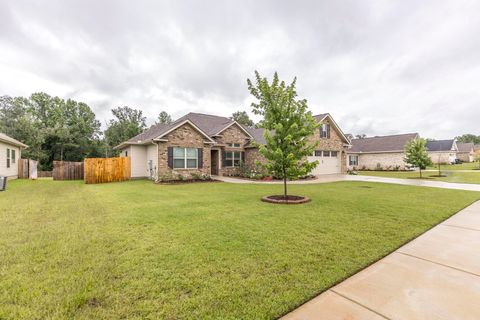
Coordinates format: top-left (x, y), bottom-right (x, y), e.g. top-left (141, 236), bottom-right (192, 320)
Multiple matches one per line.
top-left (348, 133), bottom-right (418, 153)
top-left (426, 140), bottom-right (455, 152)
top-left (123, 112), bottom-right (256, 147)
top-left (0, 132), bottom-right (28, 148)
top-left (456, 142), bottom-right (474, 153)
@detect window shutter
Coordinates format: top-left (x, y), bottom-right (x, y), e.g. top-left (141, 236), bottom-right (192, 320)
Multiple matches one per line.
top-left (327, 124), bottom-right (331, 139)
top-left (198, 148), bottom-right (203, 168)
top-left (167, 147), bottom-right (173, 169)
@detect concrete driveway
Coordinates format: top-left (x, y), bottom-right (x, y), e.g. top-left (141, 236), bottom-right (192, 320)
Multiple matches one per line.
top-left (282, 200), bottom-right (480, 320)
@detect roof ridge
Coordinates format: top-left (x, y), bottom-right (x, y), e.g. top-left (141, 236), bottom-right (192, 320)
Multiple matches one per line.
top-left (352, 132), bottom-right (418, 140)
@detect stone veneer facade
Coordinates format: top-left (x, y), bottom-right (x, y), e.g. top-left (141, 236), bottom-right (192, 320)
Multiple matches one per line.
top-left (212, 124), bottom-right (250, 176)
top-left (157, 123), bottom-right (211, 179)
top-left (156, 117), bottom-right (349, 179)
top-left (306, 118), bottom-right (348, 174)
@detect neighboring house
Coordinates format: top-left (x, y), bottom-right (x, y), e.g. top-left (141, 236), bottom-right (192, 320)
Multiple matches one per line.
top-left (426, 139), bottom-right (458, 164)
top-left (346, 133), bottom-right (419, 170)
top-left (456, 142), bottom-right (475, 162)
top-left (0, 133), bottom-right (28, 180)
top-left (115, 112), bottom-right (350, 179)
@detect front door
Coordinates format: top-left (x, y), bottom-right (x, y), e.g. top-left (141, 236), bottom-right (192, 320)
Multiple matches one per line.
top-left (211, 150), bottom-right (219, 175)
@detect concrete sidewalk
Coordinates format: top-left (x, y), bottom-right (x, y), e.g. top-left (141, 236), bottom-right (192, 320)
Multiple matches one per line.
top-left (282, 200), bottom-right (480, 320)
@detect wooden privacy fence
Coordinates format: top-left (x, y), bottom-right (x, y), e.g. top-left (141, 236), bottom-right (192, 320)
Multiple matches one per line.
top-left (53, 161), bottom-right (84, 180)
top-left (84, 157), bottom-right (131, 184)
top-left (18, 159), bottom-right (38, 179)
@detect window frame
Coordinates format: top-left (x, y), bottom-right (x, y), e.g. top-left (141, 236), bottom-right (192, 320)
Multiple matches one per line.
top-left (349, 155), bottom-right (359, 166)
top-left (173, 147), bottom-right (198, 169)
top-left (227, 143), bottom-right (241, 148)
top-left (330, 151), bottom-right (338, 157)
top-left (320, 123), bottom-right (331, 138)
top-left (6, 148), bottom-right (10, 169)
top-left (225, 151), bottom-right (242, 167)
top-left (11, 149), bottom-right (16, 164)
top-left (323, 151), bottom-right (331, 157)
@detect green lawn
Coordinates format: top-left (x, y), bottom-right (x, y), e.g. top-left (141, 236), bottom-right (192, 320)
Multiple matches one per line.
top-left (358, 170), bottom-right (480, 184)
top-left (427, 162), bottom-right (480, 170)
top-left (1, 179), bottom-right (479, 319)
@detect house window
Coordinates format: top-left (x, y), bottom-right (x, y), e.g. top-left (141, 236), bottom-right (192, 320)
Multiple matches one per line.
top-left (349, 155), bottom-right (358, 166)
top-left (323, 151), bottom-right (331, 157)
top-left (331, 151), bottom-right (338, 157)
top-left (227, 143), bottom-right (241, 148)
top-left (225, 151), bottom-right (242, 167)
top-left (314, 150), bottom-right (322, 156)
top-left (320, 123), bottom-right (331, 138)
top-left (173, 147), bottom-right (198, 169)
top-left (11, 149), bottom-right (16, 163)
top-left (6, 148), bottom-right (10, 168)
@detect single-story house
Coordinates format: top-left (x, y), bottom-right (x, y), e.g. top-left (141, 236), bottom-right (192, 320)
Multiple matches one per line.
top-left (115, 112), bottom-right (350, 179)
top-left (346, 133), bottom-right (419, 170)
top-left (0, 132), bottom-right (28, 180)
top-left (426, 139), bottom-right (458, 164)
top-left (456, 142), bottom-right (475, 162)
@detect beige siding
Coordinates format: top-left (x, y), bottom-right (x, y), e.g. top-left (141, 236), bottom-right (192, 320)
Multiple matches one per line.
top-left (0, 141), bottom-right (21, 179)
top-left (348, 152), bottom-right (407, 170)
top-left (130, 145), bottom-right (148, 178)
top-left (457, 152), bottom-right (473, 162)
top-left (146, 144), bottom-right (158, 178)
top-left (428, 152), bottom-right (456, 164)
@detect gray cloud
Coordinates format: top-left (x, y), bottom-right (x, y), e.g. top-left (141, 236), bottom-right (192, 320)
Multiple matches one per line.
top-left (0, 0), bottom-right (478, 138)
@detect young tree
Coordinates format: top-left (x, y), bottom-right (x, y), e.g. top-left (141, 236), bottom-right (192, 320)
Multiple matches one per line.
top-left (475, 153), bottom-right (480, 170)
top-left (404, 138), bottom-right (432, 178)
top-left (156, 111), bottom-right (173, 124)
top-left (231, 111), bottom-right (254, 127)
top-left (247, 71), bottom-right (319, 199)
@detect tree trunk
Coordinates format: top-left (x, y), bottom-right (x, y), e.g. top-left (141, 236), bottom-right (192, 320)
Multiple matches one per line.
top-left (283, 176), bottom-right (287, 200)
top-left (419, 168), bottom-right (422, 178)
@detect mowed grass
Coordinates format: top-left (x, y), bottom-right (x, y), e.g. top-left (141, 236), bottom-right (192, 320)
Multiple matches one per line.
top-left (428, 162), bottom-right (480, 170)
top-left (1, 180), bottom-right (479, 319)
top-left (358, 170), bottom-right (480, 184)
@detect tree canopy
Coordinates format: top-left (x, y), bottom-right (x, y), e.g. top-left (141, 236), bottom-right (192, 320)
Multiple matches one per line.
top-left (156, 111), bottom-right (173, 124)
top-left (0, 93), bottom-right (102, 170)
top-left (231, 111), bottom-right (254, 127)
top-left (104, 106), bottom-right (147, 156)
top-left (456, 134), bottom-right (480, 145)
top-left (247, 71), bottom-right (319, 199)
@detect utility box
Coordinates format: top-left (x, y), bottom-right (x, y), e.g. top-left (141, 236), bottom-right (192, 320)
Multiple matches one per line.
top-left (0, 176), bottom-right (6, 191)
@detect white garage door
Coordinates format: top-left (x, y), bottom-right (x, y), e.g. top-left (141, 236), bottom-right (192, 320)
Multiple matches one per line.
top-left (308, 150), bottom-right (341, 175)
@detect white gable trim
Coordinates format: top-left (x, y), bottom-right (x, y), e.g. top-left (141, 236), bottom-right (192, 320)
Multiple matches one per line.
top-left (317, 113), bottom-right (350, 144)
top-left (154, 120), bottom-right (216, 143)
top-left (214, 121), bottom-right (253, 139)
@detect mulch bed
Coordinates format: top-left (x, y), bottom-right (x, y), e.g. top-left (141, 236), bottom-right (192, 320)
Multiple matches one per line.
top-left (156, 179), bottom-right (221, 185)
top-left (261, 195), bottom-right (311, 204)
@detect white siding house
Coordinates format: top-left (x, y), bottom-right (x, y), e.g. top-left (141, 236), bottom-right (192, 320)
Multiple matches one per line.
top-left (0, 133), bottom-right (28, 180)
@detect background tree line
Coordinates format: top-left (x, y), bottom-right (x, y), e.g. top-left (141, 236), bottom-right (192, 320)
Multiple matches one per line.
top-left (0, 92), bottom-right (258, 170)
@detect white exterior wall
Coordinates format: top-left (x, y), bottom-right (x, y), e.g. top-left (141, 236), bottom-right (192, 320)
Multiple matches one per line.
top-left (347, 152), bottom-right (407, 170)
top-left (428, 152), bottom-right (456, 164)
top-left (146, 144), bottom-right (158, 179)
top-left (129, 145), bottom-right (148, 178)
top-left (0, 141), bottom-right (21, 179)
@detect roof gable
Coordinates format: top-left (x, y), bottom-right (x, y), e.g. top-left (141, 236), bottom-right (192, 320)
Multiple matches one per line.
top-left (313, 113), bottom-right (351, 144)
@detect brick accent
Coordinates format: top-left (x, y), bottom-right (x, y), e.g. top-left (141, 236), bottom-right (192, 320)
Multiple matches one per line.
top-left (157, 123), bottom-right (211, 179)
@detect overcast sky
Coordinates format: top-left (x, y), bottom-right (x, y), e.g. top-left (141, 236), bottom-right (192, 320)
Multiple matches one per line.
top-left (1, 0), bottom-right (479, 138)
